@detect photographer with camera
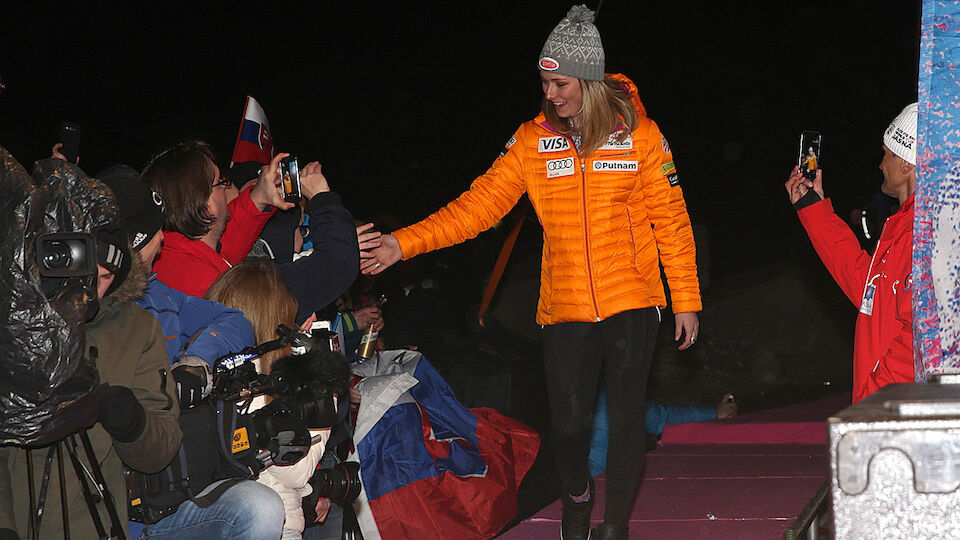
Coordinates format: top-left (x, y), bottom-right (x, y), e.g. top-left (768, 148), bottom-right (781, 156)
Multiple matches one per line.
top-left (258, 350), bottom-right (355, 540)
top-left (0, 150), bottom-right (182, 539)
top-left (206, 261), bottom-right (357, 539)
top-left (95, 165), bottom-right (288, 539)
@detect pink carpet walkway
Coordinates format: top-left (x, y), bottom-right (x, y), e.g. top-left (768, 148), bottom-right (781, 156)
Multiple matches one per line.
top-left (498, 393), bottom-right (849, 539)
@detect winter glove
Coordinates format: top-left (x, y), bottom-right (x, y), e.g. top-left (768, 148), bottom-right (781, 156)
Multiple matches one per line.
top-left (97, 385), bottom-right (146, 443)
top-left (172, 365), bottom-right (205, 408)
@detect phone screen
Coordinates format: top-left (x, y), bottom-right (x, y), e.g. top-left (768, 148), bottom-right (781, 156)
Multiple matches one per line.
top-left (798, 130), bottom-right (822, 181)
top-left (280, 157), bottom-right (301, 202)
top-left (59, 121), bottom-right (81, 163)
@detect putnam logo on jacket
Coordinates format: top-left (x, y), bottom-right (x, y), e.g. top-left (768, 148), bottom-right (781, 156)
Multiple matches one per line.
top-left (592, 160), bottom-right (638, 172)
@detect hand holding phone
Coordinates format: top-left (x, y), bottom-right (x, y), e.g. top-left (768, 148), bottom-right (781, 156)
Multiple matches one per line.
top-left (279, 156), bottom-right (301, 203)
top-left (58, 121), bottom-right (81, 164)
top-left (798, 130), bottom-right (822, 181)
top-left (297, 161), bottom-right (330, 199)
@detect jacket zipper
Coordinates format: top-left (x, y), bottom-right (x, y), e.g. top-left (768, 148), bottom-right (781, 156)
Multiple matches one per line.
top-left (578, 158), bottom-right (601, 321)
top-left (542, 121), bottom-right (603, 322)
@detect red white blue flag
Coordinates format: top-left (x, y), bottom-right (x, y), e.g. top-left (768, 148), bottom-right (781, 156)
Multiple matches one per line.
top-left (349, 351), bottom-right (540, 540)
top-left (231, 96), bottom-right (273, 165)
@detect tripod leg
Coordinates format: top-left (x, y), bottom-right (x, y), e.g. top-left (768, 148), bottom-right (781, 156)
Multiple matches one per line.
top-left (63, 435), bottom-right (108, 539)
top-left (78, 430), bottom-right (126, 539)
top-left (36, 445), bottom-right (57, 532)
top-left (25, 449), bottom-right (37, 540)
top-left (57, 444), bottom-right (70, 540)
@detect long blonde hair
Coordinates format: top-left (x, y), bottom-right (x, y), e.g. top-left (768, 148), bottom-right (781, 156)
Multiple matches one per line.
top-left (205, 260), bottom-right (298, 372)
top-left (541, 77), bottom-right (639, 158)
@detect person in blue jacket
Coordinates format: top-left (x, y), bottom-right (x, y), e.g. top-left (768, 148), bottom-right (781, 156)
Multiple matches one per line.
top-left (588, 386), bottom-right (737, 476)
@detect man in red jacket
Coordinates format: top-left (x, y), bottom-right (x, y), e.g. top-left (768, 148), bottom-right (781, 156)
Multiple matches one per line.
top-left (144, 141), bottom-right (294, 297)
top-left (786, 102), bottom-right (918, 402)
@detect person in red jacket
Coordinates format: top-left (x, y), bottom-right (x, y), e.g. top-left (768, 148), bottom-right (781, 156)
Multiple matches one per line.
top-left (361, 6), bottom-right (701, 540)
top-left (786, 102), bottom-right (918, 403)
top-left (144, 141), bottom-right (295, 297)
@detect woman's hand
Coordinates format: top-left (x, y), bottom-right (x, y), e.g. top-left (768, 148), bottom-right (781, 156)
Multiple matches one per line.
top-left (675, 311), bottom-right (699, 351)
top-left (360, 233), bottom-right (402, 274)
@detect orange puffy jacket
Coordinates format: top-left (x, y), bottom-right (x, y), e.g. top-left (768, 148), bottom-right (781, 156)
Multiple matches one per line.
top-left (394, 73), bottom-right (701, 325)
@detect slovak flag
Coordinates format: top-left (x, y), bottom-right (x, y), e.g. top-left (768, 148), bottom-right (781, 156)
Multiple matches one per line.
top-left (349, 350), bottom-right (540, 540)
top-left (231, 96), bottom-right (274, 164)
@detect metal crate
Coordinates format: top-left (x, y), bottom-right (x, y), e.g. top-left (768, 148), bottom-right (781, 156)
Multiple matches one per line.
top-left (829, 375), bottom-right (960, 539)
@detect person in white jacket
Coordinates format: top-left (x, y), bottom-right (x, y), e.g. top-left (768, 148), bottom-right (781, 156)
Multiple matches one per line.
top-left (205, 262), bottom-right (352, 539)
top-left (258, 427), bottom-right (333, 539)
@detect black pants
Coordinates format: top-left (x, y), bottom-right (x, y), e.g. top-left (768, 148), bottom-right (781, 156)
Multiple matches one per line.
top-left (542, 307), bottom-right (659, 527)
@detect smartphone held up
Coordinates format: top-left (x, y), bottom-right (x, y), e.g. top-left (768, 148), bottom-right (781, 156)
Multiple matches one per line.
top-left (279, 156), bottom-right (301, 203)
top-left (798, 130), bottom-right (822, 181)
top-left (58, 121), bottom-right (81, 164)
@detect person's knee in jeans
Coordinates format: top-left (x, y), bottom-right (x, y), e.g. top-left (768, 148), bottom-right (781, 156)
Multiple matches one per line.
top-left (139, 480), bottom-right (284, 539)
top-left (221, 480), bottom-right (285, 539)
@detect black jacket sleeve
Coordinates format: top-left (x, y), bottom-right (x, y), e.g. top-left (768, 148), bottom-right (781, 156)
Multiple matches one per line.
top-left (279, 192), bottom-right (359, 323)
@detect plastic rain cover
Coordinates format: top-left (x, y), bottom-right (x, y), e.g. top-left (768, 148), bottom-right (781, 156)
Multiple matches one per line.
top-left (0, 148), bottom-right (117, 447)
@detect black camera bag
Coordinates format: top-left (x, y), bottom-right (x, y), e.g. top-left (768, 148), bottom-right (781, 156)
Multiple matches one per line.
top-left (126, 399), bottom-right (261, 524)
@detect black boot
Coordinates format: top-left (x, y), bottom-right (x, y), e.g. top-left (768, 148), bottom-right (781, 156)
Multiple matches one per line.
top-left (592, 522), bottom-right (629, 540)
top-left (560, 478), bottom-right (595, 540)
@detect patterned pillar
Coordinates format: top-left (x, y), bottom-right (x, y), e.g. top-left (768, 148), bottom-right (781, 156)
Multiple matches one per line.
top-left (915, 0), bottom-right (960, 379)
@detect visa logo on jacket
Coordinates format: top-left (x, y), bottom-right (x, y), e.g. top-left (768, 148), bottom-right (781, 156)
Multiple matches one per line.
top-left (539, 137), bottom-right (571, 153)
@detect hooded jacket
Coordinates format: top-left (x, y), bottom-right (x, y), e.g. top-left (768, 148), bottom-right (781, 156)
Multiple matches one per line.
top-left (138, 274), bottom-right (255, 366)
top-left (393, 74), bottom-right (700, 325)
top-left (0, 249), bottom-right (183, 539)
top-left (797, 194), bottom-right (915, 402)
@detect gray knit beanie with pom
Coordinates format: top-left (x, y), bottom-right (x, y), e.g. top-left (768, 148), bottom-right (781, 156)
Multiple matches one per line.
top-left (538, 5), bottom-right (605, 81)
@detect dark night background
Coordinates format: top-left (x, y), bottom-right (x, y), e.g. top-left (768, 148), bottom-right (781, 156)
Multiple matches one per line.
top-left (1, 0), bottom-right (923, 527)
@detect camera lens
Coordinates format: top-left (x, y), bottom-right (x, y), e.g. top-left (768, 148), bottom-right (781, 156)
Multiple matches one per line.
top-left (36, 233), bottom-right (97, 277)
top-left (41, 241), bottom-right (73, 270)
top-left (311, 461), bottom-right (361, 504)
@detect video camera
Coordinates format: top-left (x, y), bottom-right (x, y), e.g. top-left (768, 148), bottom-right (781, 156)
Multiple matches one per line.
top-left (128, 325), bottom-right (359, 524)
top-left (208, 324), bottom-right (342, 466)
top-left (35, 232), bottom-right (98, 277)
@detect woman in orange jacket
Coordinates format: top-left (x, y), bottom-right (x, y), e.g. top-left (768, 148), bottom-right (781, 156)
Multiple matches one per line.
top-left (362, 6), bottom-right (700, 539)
